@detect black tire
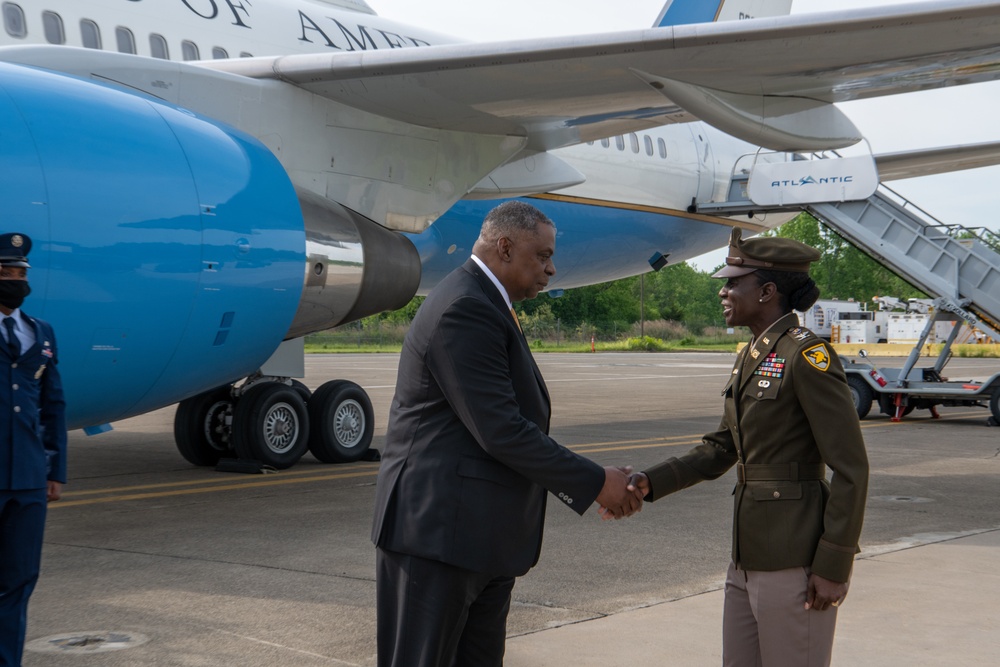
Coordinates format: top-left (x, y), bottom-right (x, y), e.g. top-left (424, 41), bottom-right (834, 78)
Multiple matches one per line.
top-left (308, 380), bottom-right (374, 463)
top-left (846, 376), bottom-right (874, 420)
top-left (232, 383), bottom-right (310, 469)
top-left (173, 385), bottom-right (235, 466)
top-left (990, 389), bottom-right (1000, 423)
top-left (290, 379), bottom-right (312, 403)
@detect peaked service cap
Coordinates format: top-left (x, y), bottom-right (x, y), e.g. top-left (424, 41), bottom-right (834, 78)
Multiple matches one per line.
top-left (711, 228), bottom-right (820, 278)
top-left (0, 232), bottom-right (31, 268)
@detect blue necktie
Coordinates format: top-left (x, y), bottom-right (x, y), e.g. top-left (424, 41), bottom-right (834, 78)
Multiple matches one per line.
top-left (4, 317), bottom-right (19, 358)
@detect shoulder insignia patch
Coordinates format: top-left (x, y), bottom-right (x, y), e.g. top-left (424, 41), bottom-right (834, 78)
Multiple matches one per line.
top-left (802, 343), bottom-right (831, 371)
top-left (788, 326), bottom-right (812, 341)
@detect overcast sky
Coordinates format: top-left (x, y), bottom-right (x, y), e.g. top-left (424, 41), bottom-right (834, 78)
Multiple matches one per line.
top-left (366, 0), bottom-right (1000, 270)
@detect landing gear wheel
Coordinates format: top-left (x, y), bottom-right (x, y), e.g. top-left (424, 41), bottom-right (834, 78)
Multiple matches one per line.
top-left (233, 383), bottom-right (310, 469)
top-left (308, 380), bottom-right (374, 463)
top-left (846, 376), bottom-right (874, 420)
top-left (173, 385), bottom-right (235, 466)
top-left (290, 379), bottom-right (312, 403)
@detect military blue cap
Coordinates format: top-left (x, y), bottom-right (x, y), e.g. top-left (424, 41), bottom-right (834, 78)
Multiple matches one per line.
top-left (0, 232), bottom-right (32, 268)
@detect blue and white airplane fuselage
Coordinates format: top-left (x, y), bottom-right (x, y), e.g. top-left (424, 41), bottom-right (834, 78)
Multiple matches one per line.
top-left (2, 0), bottom-right (999, 467)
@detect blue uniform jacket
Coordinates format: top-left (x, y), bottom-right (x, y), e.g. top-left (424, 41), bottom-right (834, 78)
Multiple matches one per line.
top-left (1, 313), bottom-right (67, 490)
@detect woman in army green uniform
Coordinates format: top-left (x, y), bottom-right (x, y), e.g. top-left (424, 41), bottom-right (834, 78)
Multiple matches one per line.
top-left (632, 228), bottom-right (869, 667)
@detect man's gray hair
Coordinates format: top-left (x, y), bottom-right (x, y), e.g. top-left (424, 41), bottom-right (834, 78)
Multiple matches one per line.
top-left (477, 201), bottom-right (554, 245)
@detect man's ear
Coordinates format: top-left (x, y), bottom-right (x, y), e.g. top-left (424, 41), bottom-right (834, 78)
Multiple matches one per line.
top-left (497, 236), bottom-right (513, 262)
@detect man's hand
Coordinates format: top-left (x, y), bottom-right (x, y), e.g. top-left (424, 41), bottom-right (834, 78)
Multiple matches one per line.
top-left (595, 466), bottom-right (643, 520)
top-left (47, 481), bottom-right (62, 502)
top-left (805, 573), bottom-right (848, 611)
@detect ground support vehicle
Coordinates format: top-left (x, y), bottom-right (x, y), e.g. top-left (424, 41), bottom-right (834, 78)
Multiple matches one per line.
top-left (843, 297), bottom-right (1000, 425)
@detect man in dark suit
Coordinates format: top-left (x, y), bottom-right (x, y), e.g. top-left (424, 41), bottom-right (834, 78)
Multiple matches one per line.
top-left (371, 201), bottom-right (641, 667)
top-left (0, 233), bottom-right (67, 666)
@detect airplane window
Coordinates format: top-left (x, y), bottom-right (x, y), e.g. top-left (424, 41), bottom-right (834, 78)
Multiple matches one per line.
top-left (658, 138), bottom-right (667, 159)
top-left (80, 19), bottom-right (101, 49)
top-left (181, 40), bottom-right (200, 61)
top-left (42, 11), bottom-right (64, 44)
top-left (629, 133), bottom-right (639, 154)
top-left (3, 3), bottom-right (26, 38)
top-left (239, 51), bottom-right (254, 58)
top-left (644, 135), bottom-right (653, 156)
top-left (212, 47), bottom-right (228, 59)
top-left (115, 26), bottom-right (135, 54)
top-left (149, 33), bottom-right (168, 59)
top-left (600, 138), bottom-right (610, 148)
top-left (615, 135), bottom-right (625, 151)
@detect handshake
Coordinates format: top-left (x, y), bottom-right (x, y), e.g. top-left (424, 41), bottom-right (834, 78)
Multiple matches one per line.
top-left (596, 466), bottom-right (649, 520)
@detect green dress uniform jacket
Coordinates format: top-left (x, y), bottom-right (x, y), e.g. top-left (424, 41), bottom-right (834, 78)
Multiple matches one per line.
top-left (644, 312), bottom-right (868, 583)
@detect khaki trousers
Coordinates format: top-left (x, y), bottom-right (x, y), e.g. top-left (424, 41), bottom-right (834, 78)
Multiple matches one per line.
top-left (722, 562), bottom-right (838, 667)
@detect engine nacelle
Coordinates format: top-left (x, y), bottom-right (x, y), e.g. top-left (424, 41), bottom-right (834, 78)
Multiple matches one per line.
top-left (0, 60), bottom-right (420, 430)
top-left (288, 189), bottom-right (420, 339)
top-left (0, 61), bottom-right (306, 429)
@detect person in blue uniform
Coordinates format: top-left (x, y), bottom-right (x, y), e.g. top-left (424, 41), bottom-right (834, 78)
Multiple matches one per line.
top-left (0, 232), bottom-right (66, 666)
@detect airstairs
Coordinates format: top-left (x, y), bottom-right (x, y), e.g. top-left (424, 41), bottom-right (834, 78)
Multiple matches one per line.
top-left (807, 188), bottom-right (1000, 343)
top-left (696, 163), bottom-right (1000, 423)
top-left (696, 171), bottom-right (1000, 344)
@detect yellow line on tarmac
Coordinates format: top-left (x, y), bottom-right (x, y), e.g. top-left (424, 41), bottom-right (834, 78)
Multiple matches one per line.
top-left (59, 462), bottom-right (380, 498)
top-left (51, 410), bottom-right (990, 509)
top-left (51, 469), bottom-right (378, 509)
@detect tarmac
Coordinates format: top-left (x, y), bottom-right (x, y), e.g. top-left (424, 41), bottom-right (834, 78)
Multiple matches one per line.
top-left (20, 352), bottom-right (1000, 666)
top-left (505, 528), bottom-right (1000, 666)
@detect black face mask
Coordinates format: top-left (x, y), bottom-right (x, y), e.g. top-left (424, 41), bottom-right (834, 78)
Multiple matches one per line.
top-left (0, 280), bottom-right (31, 310)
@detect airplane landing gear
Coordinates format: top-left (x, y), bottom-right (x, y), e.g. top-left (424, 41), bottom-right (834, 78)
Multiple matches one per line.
top-left (173, 377), bottom-right (375, 469)
top-left (308, 380), bottom-right (374, 463)
top-left (173, 385), bottom-right (235, 466)
top-left (232, 383), bottom-right (310, 470)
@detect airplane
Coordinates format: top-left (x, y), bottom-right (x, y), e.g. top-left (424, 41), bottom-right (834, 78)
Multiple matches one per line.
top-left (2, 0), bottom-right (1000, 471)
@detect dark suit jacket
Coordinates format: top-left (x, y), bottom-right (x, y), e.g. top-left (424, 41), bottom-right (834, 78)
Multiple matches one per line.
top-left (643, 313), bottom-right (868, 583)
top-left (372, 259), bottom-right (604, 577)
top-left (0, 312), bottom-right (67, 490)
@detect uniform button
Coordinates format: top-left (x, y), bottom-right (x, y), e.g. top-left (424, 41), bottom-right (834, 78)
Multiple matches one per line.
top-left (773, 491), bottom-right (780, 498)
top-left (566, 498), bottom-right (573, 504)
top-left (11, 384), bottom-right (17, 390)
top-left (13, 406), bottom-right (21, 413)
top-left (11, 363), bottom-right (16, 368)
top-left (757, 391), bottom-right (763, 397)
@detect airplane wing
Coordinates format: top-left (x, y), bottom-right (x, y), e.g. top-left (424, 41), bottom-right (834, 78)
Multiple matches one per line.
top-left (874, 141), bottom-right (1000, 181)
top-left (203, 0), bottom-right (1000, 152)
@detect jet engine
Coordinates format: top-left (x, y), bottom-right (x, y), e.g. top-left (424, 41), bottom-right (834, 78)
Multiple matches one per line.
top-left (0, 61), bottom-right (419, 470)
